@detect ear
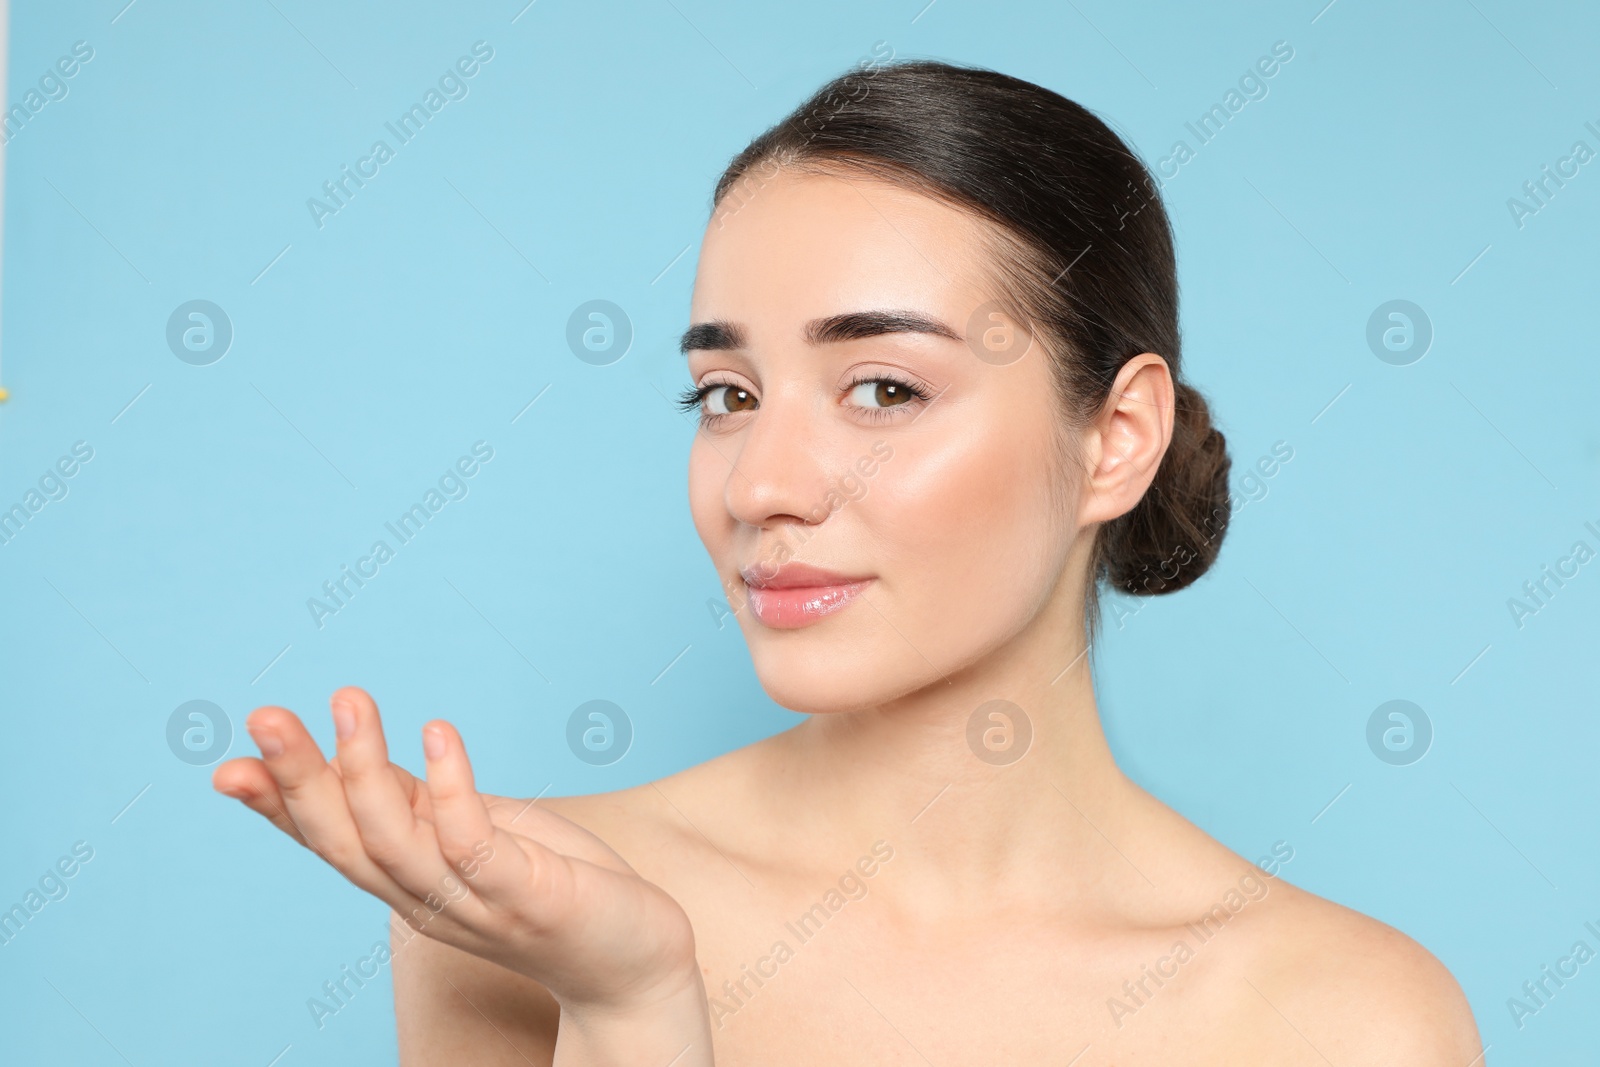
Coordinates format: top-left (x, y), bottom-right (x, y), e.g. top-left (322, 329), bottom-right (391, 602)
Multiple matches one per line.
top-left (1078, 354), bottom-right (1174, 525)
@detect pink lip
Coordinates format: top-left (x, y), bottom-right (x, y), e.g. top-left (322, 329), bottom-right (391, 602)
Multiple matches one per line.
top-left (740, 562), bottom-right (875, 629)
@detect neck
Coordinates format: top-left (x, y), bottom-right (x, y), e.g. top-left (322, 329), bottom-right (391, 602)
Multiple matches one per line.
top-left (756, 597), bottom-right (1148, 919)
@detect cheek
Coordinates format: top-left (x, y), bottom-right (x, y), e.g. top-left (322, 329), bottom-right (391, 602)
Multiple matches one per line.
top-left (871, 423), bottom-right (1067, 626)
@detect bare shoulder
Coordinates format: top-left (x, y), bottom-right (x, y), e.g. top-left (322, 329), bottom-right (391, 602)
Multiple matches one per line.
top-left (1118, 785), bottom-right (1481, 1063)
top-left (1237, 878), bottom-right (1483, 1065)
top-left (536, 739), bottom-right (772, 881)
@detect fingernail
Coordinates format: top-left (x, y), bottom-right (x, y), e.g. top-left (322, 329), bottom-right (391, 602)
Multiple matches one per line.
top-left (249, 727), bottom-right (284, 758)
top-left (423, 725), bottom-right (447, 761)
top-left (332, 702), bottom-right (356, 740)
top-left (220, 786), bottom-right (252, 800)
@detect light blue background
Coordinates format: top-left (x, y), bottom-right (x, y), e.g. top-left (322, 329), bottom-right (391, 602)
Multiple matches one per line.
top-left (1, 0), bottom-right (1596, 1062)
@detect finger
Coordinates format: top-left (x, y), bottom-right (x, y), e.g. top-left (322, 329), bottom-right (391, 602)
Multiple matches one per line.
top-left (482, 796), bottom-right (640, 878)
top-left (245, 705), bottom-right (419, 903)
top-left (330, 687), bottom-right (450, 894)
top-left (212, 757), bottom-right (307, 846)
top-left (389, 760), bottom-right (437, 821)
top-left (330, 753), bottom-right (442, 827)
top-left (420, 720), bottom-right (532, 900)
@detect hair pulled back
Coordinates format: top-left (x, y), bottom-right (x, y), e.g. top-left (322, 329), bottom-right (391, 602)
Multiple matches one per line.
top-left (711, 56), bottom-right (1232, 645)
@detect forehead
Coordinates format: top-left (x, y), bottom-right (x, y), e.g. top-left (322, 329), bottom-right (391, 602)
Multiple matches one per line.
top-left (690, 167), bottom-right (1000, 325)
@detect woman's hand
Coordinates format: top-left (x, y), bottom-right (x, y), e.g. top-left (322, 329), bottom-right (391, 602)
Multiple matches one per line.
top-left (212, 686), bottom-right (713, 1065)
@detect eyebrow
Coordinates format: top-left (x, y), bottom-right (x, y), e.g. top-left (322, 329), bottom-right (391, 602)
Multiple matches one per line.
top-left (678, 309), bottom-right (962, 354)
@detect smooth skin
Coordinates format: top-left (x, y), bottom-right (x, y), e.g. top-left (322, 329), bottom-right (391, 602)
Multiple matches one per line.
top-left (215, 167), bottom-right (1484, 1065)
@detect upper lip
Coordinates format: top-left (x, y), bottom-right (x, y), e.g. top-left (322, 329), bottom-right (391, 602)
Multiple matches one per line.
top-left (740, 561), bottom-right (873, 590)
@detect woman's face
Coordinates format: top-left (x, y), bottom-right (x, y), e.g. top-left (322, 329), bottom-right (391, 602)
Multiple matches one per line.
top-left (684, 167), bottom-right (1088, 714)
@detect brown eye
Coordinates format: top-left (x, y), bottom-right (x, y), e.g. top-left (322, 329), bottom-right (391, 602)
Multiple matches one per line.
top-left (846, 379), bottom-right (916, 409)
top-left (705, 384), bottom-right (758, 415)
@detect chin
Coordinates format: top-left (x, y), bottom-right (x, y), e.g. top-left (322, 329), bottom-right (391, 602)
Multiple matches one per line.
top-left (738, 613), bottom-right (954, 715)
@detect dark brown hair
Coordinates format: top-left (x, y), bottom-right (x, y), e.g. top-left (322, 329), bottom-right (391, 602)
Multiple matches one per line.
top-left (711, 56), bottom-right (1231, 647)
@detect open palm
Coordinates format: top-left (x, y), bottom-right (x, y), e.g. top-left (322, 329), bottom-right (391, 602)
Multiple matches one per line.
top-left (212, 686), bottom-right (698, 1012)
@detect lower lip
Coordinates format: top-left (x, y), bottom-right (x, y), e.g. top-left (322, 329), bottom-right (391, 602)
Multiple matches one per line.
top-left (746, 579), bottom-right (873, 629)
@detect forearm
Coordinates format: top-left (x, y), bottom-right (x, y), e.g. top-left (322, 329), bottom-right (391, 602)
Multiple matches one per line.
top-left (553, 975), bottom-right (715, 1067)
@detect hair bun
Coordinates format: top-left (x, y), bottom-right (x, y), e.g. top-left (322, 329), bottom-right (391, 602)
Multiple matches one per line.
top-left (1098, 380), bottom-right (1231, 597)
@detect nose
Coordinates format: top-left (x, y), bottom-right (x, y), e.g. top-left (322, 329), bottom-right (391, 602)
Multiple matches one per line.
top-left (720, 384), bottom-right (836, 532)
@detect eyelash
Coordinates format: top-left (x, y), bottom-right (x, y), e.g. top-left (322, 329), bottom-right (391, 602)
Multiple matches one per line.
top-left (675, 374), bottom-right (933, 427)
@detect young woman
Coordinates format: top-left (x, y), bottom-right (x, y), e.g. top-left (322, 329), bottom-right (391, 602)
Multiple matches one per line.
top-left (214, 59), bottom-right (1483, 1064)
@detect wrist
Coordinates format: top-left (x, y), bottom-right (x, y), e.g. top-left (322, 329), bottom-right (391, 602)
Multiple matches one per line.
top-left (554, 970), bottom-right (714, 1067)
